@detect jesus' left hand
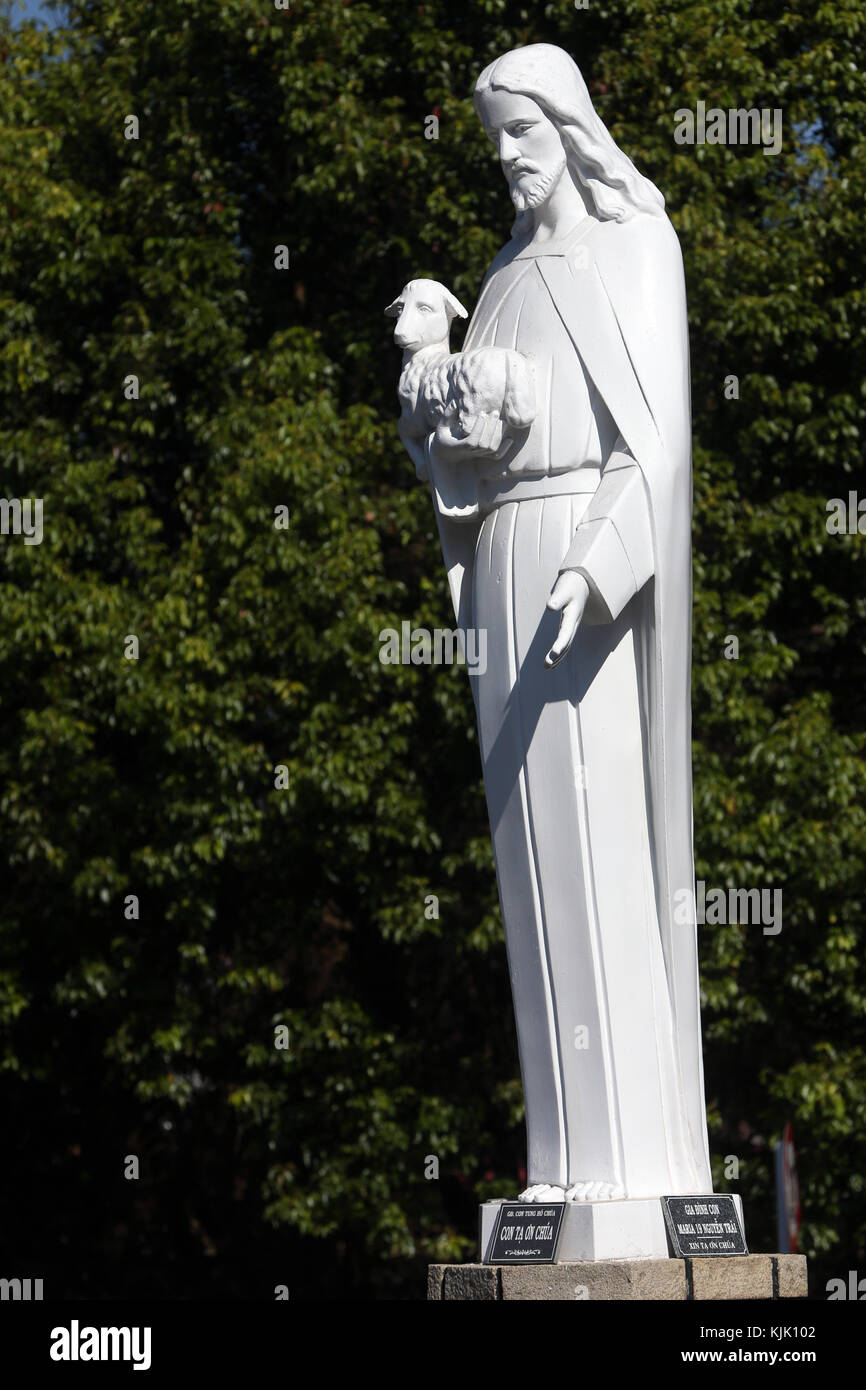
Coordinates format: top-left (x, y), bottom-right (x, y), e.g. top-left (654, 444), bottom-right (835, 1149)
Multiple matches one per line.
top-left (545, 571), bottom-right (590, 668)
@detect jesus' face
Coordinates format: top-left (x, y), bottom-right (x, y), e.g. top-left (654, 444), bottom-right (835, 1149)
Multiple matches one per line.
top-left (476, 90), bottom-right (567, 212)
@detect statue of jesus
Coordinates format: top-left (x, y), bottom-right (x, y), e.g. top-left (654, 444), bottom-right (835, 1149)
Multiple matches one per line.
top-left (397, 43), bottom-right (714, 1205)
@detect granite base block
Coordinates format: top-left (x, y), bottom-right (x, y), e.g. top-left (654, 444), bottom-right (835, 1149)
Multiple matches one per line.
top-left (428, 1254), bottom-right (807, 1301)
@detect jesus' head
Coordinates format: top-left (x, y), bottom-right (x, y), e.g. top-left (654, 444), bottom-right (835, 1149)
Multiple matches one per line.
top-left (474, 44), bottom-right (665, 235)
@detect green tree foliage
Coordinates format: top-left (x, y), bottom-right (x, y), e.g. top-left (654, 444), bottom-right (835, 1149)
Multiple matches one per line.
top-left (0, 0), bottom-right (864, 1296)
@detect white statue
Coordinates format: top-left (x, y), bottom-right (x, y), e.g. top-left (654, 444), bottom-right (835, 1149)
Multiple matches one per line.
top-left (389, 43), bottom-right (714, 1209)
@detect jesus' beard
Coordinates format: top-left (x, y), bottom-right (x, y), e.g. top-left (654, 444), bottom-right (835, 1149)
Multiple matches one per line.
top-left (508, 149), bottom-right (568, 212)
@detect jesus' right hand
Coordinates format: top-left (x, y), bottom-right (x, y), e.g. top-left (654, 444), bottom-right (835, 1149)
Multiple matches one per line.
top-left (433, 410), bottom-right (508, 462)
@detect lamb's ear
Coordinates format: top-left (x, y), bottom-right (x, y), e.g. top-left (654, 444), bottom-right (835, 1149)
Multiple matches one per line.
top-left (384, 298), bottom-right (403, 318)
top-left (442, 287), bottom-right (469, 321)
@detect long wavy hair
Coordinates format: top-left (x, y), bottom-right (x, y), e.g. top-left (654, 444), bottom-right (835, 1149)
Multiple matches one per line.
top-left (474, 44), bottom-right (665, 234)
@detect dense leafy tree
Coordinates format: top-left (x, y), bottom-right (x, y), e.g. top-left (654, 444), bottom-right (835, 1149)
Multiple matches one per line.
top-left (0, 0), bottom-right (864, 1297)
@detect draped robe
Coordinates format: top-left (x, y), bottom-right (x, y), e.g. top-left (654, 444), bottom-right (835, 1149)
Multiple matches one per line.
top-left (423, 209), bottom-right (713, 1197)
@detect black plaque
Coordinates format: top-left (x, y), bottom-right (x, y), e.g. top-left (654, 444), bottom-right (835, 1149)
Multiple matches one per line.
top-left (485, 1203), bottom-right (565, 1264)
top-left (662, 1195), bottom-right (748, 1257)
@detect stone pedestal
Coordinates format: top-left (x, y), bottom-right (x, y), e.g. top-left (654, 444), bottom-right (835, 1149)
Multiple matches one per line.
top-left (427, 1254), bottom-right (807, 1301)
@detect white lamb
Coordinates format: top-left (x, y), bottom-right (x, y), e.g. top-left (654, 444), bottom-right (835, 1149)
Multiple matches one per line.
top-left (385, 278), bottom-right (467, 442)
top-left (386, 277), bottom-right (536, 477)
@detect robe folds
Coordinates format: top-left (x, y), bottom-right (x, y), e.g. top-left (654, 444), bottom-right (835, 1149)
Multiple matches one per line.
top-left (425, 209), bottom-right (713, 1196)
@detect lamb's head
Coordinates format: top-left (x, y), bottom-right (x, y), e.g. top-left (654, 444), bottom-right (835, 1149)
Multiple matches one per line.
top-left (385, 278), bottom-right (468, 355)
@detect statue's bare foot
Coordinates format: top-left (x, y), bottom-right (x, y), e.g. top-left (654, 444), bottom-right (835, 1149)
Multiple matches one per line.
top-left (518, 1183), bottom-right (567, 1203)
top-left (564, 1181), bottom-right (625, 1201)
